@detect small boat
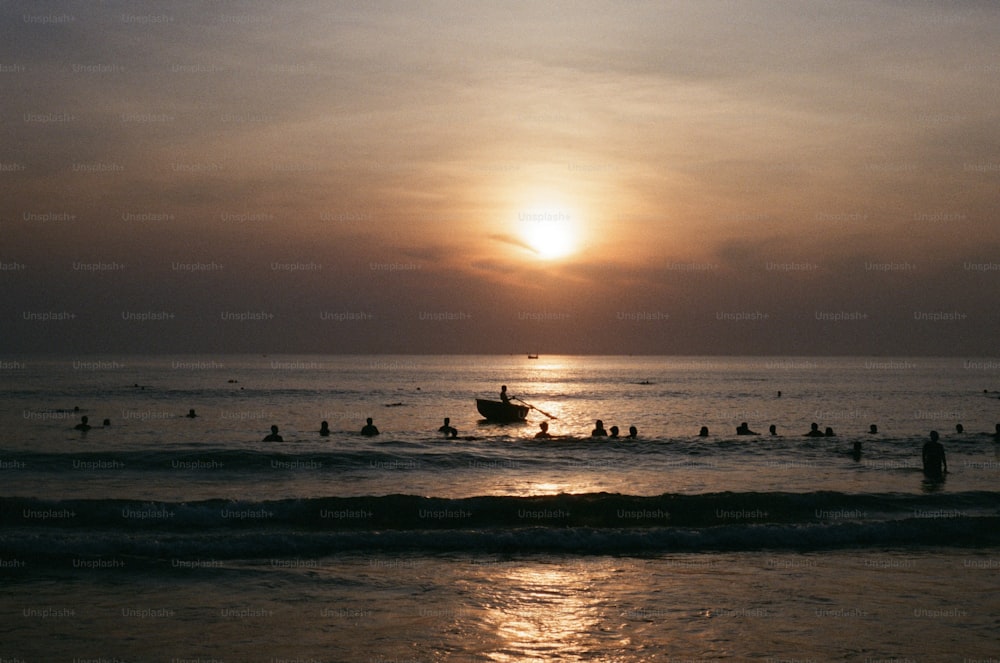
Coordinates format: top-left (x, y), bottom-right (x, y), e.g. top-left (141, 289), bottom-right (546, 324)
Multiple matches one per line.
top-left (475, 398), bottom-right (529, 422)
top-left (527, 354), bottom-right (539, 359)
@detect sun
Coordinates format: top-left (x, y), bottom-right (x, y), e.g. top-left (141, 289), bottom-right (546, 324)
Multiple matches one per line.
top-left (517, 204), bottom-right (579, 260)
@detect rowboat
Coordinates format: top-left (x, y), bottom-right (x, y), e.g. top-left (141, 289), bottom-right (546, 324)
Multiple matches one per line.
top-left (475, 398), bottom-right (529, 422)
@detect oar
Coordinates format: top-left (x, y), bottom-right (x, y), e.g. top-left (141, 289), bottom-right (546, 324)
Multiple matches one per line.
top-left (513, 397), bottom-right (558, 420)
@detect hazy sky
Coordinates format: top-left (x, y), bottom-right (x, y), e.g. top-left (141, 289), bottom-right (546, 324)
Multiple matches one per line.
top-left (2, 0), bottom-right (998, 355)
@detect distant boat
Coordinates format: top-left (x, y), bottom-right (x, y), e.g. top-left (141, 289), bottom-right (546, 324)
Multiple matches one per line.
top-left (527, 354), bottom-right (539, 359)
top-left (475, 398), bottom-right (529, 422)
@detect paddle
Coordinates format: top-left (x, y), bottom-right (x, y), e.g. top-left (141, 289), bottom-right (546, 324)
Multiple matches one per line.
top-left (513, 396), bottom-right (558, 420)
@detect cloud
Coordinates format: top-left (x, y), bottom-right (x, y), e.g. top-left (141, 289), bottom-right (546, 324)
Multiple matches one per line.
top-left (488, 233), bottom-right (538, 255)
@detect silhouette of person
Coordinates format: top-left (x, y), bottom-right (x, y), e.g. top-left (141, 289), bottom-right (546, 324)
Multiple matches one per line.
top-left (777, 390), bottom-right (782, 398)
top-left (824, 427), bottom-right (836, 437)
top-left (74, 415), bottom-right (91, 431)
top-left (534, 421), bottom-right (553, 439)
top-left (591, 419), bottom-right (608, 437)
top-left (438, 417), bottom-right (457, 436)
top-left (102, 418), bottom-right (111, 427)
top-left (736, 422), bottom-right (759, 435)
top-left (319, 421), bottom-right (330, 437)
top-left (698, 426), bottom-right (709, 437)
top-left (852, 441), bottom-right (862, 461)
top-left (922, 430), bottom-right (947, 479)
top-left (186, 409), bottom-right (198, 418)
top-left (628, 425), bottom-right (638, 439)
top-left (994, 423), bottom-right (1000, 442)
top-left (804, 423), bottom-right (824, 437)
top-left (768, 424), bottom-right (778, 436)
top-left (869, 424), bottom-right (879, 434)
top-left (263, 425), bottom-right (283, 442)
top-left (955, 423), bottom-right (964, 435)
top-left (500, 385), bottom-right (511, 404)
top-left (609, 425), bottom-right (620, 438)
top-left (361, 417), bottom-right (380, 436)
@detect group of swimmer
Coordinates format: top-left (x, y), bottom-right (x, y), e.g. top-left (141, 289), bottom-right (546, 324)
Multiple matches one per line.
top-left (68, 381), bottom-right (999, 483)
top-left (532, 419), bottom-right (639, 440)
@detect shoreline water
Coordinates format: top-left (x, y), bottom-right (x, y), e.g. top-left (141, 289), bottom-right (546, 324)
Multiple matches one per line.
top-left (2, 355), bottom-right (998, 660)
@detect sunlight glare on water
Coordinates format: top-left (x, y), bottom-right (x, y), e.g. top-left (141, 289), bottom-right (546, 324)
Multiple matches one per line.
top-left (483, 564), bottom-right (625, 662)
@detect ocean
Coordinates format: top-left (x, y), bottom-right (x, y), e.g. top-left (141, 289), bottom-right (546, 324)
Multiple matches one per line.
top-left (1, 355), bottom-right (998, 661)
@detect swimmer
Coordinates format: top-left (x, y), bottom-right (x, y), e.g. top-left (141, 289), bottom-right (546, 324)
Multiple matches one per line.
top-left (534, 421), bottom-right (553, 439)
top-left (361, 417), bottom-right (380, 436)
top-left (804, 423), bottom-right (824, 437)
top-left (438, 417), bottom-right (457, 437)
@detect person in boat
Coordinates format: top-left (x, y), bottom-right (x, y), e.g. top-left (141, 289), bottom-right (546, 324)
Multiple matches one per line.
top-left (74, 415), bottom-right (91, 432)
top-left (591, 420), bottom-right (608, 437)
top-left (534, 421), bottom-right (553, 439)
top-left (263, 425), bottom-right (283, 442)
top-left (438, 417), bottom-right (457, 437)
top-left (186, 409), bottom-right (198, 418)
top-left (922, 430), bottom-right (947, 479)
top-left (698, 426), bottom-right (709, 437)
top-left (360, 417), bottom-right (380, 436)
top-left (319, 421), bottom-right (330, 437)
top-left (736, 422), bottom-right (759, 435)
top-left (609, 425), bottom-right (620, 438)
top-left (804, 422), bottom-right (824, 437)
top-left (500, 385), bottom-right (511, 404)
top-left (628, 426), bottom-right (638, 439)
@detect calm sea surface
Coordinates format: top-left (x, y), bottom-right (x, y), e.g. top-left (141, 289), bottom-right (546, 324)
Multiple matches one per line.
top-left (1, 355), bottom-right (998, 661)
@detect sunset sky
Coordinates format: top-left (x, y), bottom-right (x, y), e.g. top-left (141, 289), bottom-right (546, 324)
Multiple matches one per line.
top-left (2, 0), bottom-right (998, 355)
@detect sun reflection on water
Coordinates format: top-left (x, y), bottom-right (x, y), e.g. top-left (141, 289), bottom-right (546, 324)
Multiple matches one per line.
top-left (481, 564), bottom-right (627, 662)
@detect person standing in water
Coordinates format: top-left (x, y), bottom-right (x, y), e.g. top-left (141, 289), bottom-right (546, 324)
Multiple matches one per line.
top-left (922, 430), bottom-right (947, 480)
top-left (263, 425), bottom-right (283, 442)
